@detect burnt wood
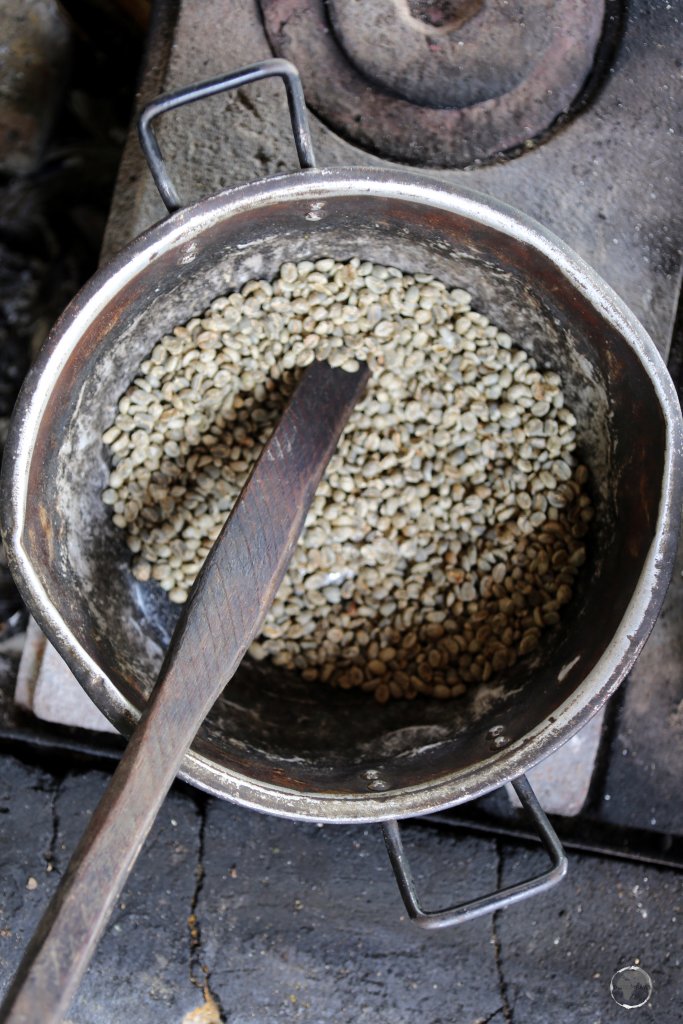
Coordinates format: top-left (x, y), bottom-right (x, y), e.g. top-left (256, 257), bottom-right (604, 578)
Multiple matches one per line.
top-left (0, 358), bottom-right (369, 1024)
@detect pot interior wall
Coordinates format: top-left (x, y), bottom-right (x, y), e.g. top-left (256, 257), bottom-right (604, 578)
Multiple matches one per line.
top-left (23, 188), bottom-right (666, 801)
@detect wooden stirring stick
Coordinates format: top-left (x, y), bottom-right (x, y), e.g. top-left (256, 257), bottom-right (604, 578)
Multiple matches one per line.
top-left (0, 358), bottom-right (369, 1024)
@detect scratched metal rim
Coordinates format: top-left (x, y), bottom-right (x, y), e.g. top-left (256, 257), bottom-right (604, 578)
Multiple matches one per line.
top-left (2, 167), bottom-right (682, 824)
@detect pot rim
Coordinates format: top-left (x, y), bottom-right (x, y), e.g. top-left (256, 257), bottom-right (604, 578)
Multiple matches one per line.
top-left (3, 166), bottom-right (682, 823)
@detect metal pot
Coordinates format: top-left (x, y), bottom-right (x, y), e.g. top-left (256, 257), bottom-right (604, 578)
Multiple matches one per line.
top-left (3, 60), bottom-right (682, 927)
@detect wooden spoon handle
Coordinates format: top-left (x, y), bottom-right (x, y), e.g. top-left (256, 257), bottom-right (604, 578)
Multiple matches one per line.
top-left (0, 359), bottom-right (369, 1024)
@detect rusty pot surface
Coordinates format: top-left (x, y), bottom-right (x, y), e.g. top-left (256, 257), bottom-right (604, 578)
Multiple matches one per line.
top-left (2, 68), bottom-right (682, 830)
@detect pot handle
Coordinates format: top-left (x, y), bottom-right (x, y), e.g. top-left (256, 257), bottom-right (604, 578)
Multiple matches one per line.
top-left (382, 774), bottom-right (567, 930)
top-left (138, 58), bottom-right (316, 213)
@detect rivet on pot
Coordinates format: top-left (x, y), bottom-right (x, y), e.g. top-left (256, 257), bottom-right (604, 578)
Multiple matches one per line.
top-left (305, 201), bottom-right (325, 222)
top-left (487, 725), bottom-right (509, 751)
top-left (364, 769), bottom-right (389, 791)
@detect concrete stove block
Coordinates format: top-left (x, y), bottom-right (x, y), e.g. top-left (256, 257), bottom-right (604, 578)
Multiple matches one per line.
top-left (15, 618), bottom-right (117, 734)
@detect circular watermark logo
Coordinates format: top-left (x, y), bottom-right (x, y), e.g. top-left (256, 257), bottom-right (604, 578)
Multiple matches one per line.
top-left (610, 965), bottom-right (653, 1009)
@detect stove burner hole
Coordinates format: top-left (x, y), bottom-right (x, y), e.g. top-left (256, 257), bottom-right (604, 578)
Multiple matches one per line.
top-left (403, 0), bottom-right (484, 35)
top-left (259, 0), bottom-right (618, 167)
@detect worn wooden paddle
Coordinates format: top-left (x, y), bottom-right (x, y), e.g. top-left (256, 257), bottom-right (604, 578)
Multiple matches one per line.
top-left (0, 358), bottom-right (369, 1024)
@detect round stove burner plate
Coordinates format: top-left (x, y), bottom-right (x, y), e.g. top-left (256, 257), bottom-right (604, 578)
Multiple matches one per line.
top-left (259, 0), bottom-right (606, 167)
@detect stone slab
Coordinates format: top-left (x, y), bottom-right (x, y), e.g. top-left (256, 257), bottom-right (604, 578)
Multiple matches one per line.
top-left (197, 802), bottom-right (502, 1023)
top-left (496, 843), bottom-right (683, 1023)
top-left (63, 773), bottom-right (202, 1024)
top-left (0, 756), bottom-right (202, 1023)
top-left (507, 706), bottom-right (606, 817)
top-left (0, 751), bottom-right (507, 1024)
top-left (0, 757), bottom-right (57, 989)
top-left (15, 617), bottom-right (117, 734)
top-left (2, 749), bottom-right (682, 1024)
